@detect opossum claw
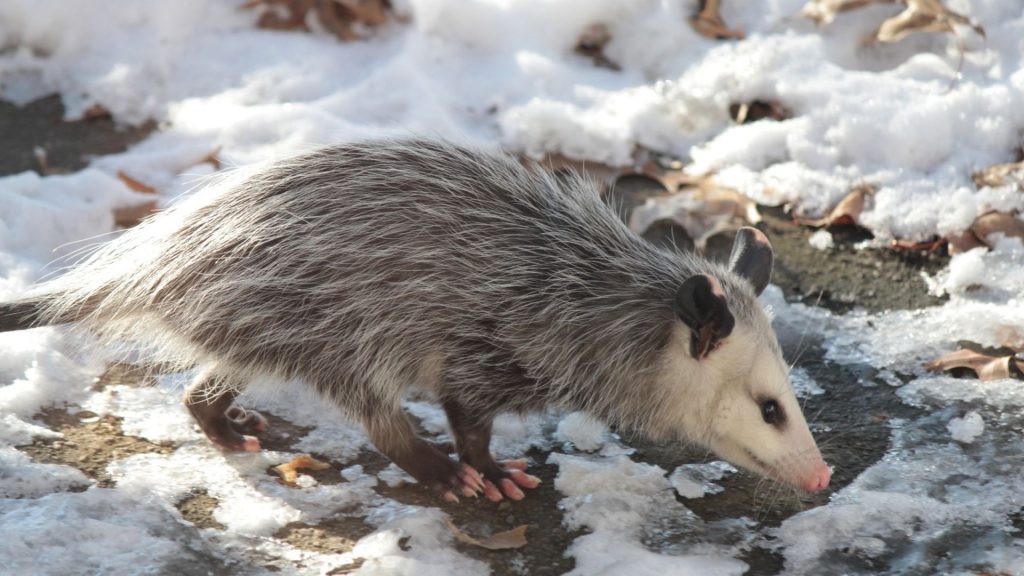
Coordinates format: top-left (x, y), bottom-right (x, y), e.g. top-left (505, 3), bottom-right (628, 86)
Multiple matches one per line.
top-left (498, 458), bottom-right (528, 471)
top-left (507, 469), bottom-right (541, 489)
top-left (442, 491), bottom-right (460, 503)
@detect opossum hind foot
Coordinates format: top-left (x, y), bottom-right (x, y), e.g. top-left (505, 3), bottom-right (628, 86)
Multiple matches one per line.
top-left (184, 374), bottom-right (266, 453)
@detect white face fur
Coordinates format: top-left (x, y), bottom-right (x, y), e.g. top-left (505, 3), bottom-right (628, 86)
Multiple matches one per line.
top-left (657, 321), bottom-right (831, 493)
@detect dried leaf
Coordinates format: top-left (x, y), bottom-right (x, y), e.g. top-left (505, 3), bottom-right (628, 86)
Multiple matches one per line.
top-left (575, 23), bottom-right (620, 70)
top-left (801, 0), bottom-right (894, 25)
top-left (925, 349), bottom-right (1024, 381)
top-left (874, 0), bottom-right (984, 43)
top-left (274, 454), bottom-right (331, 485)
top-left (113, 201), bottom-right (159, 227)
top-left (526, 153), bottom-right (623, 190)
top-left (197, 148), bottom-right (223, 171)
top-left (797, 184), bottom-right (873, 228)
top-left (970, 211), bottom-right (1024, 244)
top-left (945, 230), bottom-right (985, 255)
top-left (443, 517), bottom-right (528, 550)
top-left (972, 159), bottom-right (1024, 189)
top-left (689, 0), bottom-right (744, 40)
top-left (890, 237), bottom-right (945, 252)
top-left (82, 103), bottom-right (112, 121)
top-left (628, 175), bottom-right (761, 251)
top-left (246, 0), bottom-right (390, 41)
top-left (729, 100), bottom-right (789, 124)
top-left (117, 171), bottom-right (158, 194)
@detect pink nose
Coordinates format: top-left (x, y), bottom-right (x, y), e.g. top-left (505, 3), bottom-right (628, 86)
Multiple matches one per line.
top-left (801, 462), bottom-right (832, 493)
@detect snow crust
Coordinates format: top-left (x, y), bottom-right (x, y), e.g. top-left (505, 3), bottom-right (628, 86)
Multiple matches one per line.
top-left (2, 0), bottom-right (1024, 574)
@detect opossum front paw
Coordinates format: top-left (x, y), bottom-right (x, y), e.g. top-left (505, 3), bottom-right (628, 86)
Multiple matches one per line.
top-left (475, 458), bottom-right (541, 502)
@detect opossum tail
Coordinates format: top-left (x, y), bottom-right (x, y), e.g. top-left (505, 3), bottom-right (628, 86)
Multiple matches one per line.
top-left (0, 290), bottom-right (105, 333)
top-left (0, 298), bottom-right (52, 332)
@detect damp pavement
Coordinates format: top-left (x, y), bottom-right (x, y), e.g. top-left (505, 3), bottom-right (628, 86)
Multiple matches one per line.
top-left (3, 97), bottom-right (955, 575)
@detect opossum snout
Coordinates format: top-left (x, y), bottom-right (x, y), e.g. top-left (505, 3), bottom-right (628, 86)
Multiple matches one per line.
top-left (799, 460), bottom-right (832, 493)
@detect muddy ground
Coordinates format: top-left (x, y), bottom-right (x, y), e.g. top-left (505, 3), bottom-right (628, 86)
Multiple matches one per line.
top-left (5, 97), bottom-right (951, 575)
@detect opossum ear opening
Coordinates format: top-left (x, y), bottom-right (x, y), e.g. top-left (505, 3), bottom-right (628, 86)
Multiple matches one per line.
top-left (674, 274), bottom-right (735, 360)
top-left (728, 227), bottom-right (774, 296)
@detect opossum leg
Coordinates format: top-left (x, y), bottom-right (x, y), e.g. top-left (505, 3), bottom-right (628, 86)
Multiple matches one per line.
top-left (442, 400), bottom-right (541, 502)
top-left (365, 410), bottom-right (484, 502)
top-left (184, 372), bottom-right (263, 452)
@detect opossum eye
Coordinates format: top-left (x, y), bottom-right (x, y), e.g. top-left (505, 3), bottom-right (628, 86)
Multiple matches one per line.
top-left (760, 399), bottom-right (784, 426)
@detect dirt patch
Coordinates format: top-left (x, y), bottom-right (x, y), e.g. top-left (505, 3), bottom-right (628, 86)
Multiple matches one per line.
top-left (760, 206), bottom-right (948, 313)
top-left (276, 516), bottom-right (375, 555)
top-left (0, 95), bottom-right (154, 177)
top-left (177, 489), bottom-right (226, 530)
top-left (20, 408), bottom-right (173, 488)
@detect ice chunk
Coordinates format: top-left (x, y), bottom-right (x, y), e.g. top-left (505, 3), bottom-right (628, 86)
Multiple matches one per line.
top-left (669, 461), bottom-right (737, 499)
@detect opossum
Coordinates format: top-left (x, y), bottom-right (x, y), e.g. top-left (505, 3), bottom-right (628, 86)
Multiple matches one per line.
top-left (0, 140), bottom-right (831, 502)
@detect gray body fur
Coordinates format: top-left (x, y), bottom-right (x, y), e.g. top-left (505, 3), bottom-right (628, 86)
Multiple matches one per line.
top-left (25, 140), bottom-right (769, 451)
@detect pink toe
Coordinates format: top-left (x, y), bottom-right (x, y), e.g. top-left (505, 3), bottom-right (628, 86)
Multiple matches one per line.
top-left (483, 480), bottom-right (503, 502)
top-left (242, 436), bottom-right (261, 452)
top-left (499, 478), bottom-right (525, 500)
top-left (509, 470), bottom-right (541, 489)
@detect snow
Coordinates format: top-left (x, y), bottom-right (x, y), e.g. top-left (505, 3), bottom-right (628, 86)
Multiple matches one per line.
top-left (807, 229), bottom-right (834, 251)
top-left (1, 0), bottom-right (1024, 574)
top-left (555, 411), bottom-right (609, 452)
top-left (947, 411), bottom-right (985, 443)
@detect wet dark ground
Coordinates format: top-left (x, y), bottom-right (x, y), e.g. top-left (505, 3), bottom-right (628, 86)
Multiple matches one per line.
top-left (5, 96), bottom-right (949, 575)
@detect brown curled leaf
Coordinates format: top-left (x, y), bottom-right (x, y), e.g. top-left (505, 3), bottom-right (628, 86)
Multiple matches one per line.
top-left (874, 0), bottom-right (985, 43)
top-left (117, 171), bottom-right (158, 194)
top-left (443, 517), bottom-right (528, 550)
top-left (945, 230), bottom-right (985, 255)
top-left (525, 153), bottom-right (623, 191)
top-left (690, 0), bottom-right (744, 40)
top-left (972, 159), bottom-right (1024, 190)
top-left (729, 100), bottom-right (789, 124)
top-left (247, 0), bottom-right (390, 40)
top-left (800, 0), bottom-right (894, 25)
top-left (797, 184), bottom-right (873, 228)
top-left (113, 201), bottom-right (159, 228)
top-left (575, 23), bottom-right (620, 70)
top-left (197, 148), bottom-right (223, 171)
top-left (925, 349), bottom-right (1024, 381)
top-left (970, 212), bottom-right (1024, 245)
top-left (627, 175), bottom-right (761, 252)
top-left (890, 237), bottom-right (945, 252)
top-left (274, 454), bottom-right (331, 485)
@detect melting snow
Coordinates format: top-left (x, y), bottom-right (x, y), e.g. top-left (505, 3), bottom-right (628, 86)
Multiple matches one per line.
top-left (2, 0), bottom-right (1024, 574)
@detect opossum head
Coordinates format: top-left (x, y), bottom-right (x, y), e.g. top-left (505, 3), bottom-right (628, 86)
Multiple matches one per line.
top-left (658, 227), bottom-right (831, 493)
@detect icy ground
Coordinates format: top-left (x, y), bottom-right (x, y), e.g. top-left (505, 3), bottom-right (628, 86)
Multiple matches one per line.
top-left (2, 0), bottom-right (1024, 574)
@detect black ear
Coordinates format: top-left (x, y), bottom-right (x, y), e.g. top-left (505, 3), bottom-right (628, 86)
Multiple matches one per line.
top-left (728, 227), bottom-right (774, 296)
top-left (675, 274), bottom-right (735, 360)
